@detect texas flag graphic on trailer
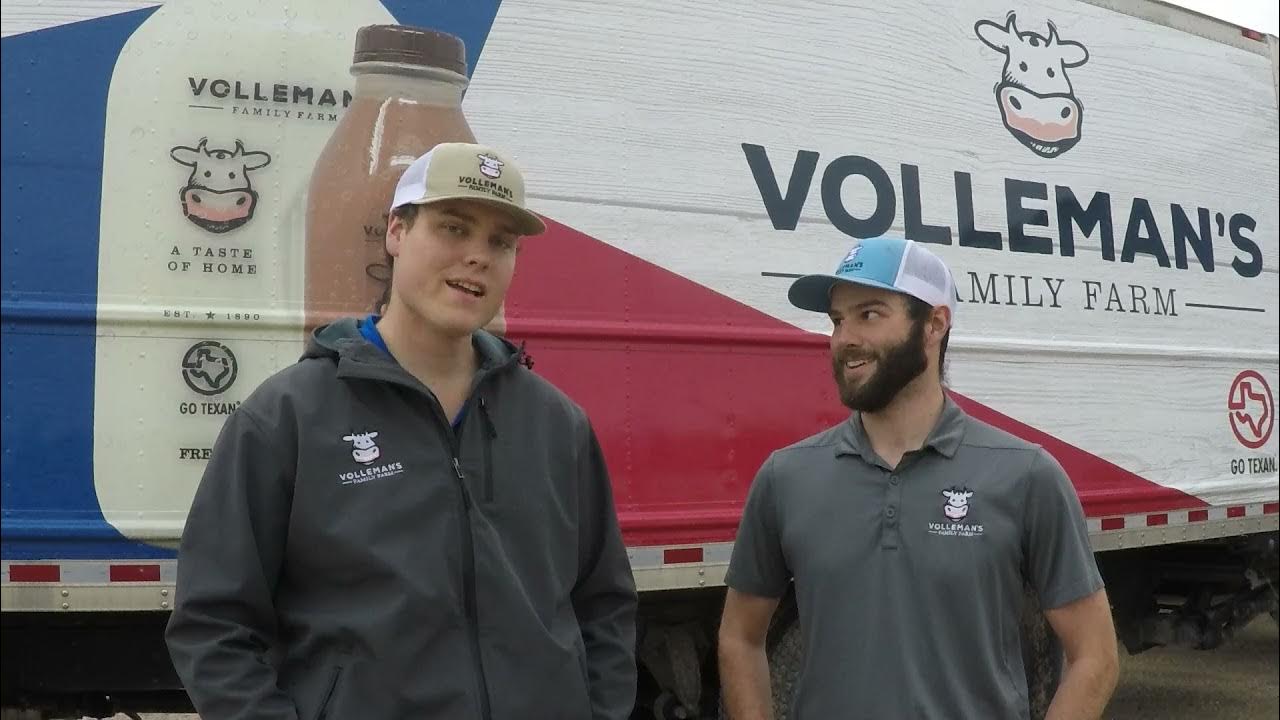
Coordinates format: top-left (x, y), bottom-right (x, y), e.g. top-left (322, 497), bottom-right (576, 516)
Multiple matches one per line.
top-left (1, 0), bottom-right (1275, 561)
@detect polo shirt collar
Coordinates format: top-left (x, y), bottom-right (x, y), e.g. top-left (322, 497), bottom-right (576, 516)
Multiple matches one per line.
top-left (836, 394), bottom-right (968, 461)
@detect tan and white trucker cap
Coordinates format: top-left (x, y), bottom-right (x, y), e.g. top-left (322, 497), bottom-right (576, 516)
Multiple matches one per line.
top-left (390, 142), bottom-right (547, 236)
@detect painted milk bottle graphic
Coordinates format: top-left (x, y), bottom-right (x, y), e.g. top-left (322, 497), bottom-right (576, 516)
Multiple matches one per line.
top-left (93, 0), bottom-right (395, 543)
top-left (305, 25), bottom-right (497, 332)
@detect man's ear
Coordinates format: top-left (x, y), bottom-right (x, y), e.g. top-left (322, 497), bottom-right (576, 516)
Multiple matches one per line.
top-left (931, 305), bottom-right (952, 343)
top-left (386, 212), bottom-right (405, 259)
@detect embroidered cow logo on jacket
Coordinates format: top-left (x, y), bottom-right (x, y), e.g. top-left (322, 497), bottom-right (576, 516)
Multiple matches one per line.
top-left (343, 431), bottom-right (381, 465)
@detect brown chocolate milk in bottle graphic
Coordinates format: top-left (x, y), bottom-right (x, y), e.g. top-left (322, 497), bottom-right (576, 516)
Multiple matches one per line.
top-left (306, 24), bottom-right (499, 331)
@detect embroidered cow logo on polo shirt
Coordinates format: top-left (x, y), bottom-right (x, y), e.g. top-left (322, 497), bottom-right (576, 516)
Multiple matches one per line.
top-left (928, 486), bottom-right (985, 538)
top-left (942, 487), bottom-right (973, 520)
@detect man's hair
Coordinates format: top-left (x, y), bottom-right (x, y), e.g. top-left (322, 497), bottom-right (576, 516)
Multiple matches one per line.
top-left (905, 296), bottom-right (949, 382)
top-left (370, 204), bottom-right (421, 313)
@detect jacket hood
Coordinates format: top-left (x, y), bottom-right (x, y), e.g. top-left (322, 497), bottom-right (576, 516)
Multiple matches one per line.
top-left (302, 317), bottom-right (533, 371)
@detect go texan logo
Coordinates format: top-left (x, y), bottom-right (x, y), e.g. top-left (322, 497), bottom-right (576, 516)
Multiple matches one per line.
top-left (1228, 371), bottom-right (1275, 451)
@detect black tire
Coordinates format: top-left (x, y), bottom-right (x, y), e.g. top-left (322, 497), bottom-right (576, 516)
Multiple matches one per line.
top-left (760, 618), bottom-right (802, 719)
top-left (1020, 581), bottom-right (1064, 720)
top-left (718, 596), bottom-right (803, 720)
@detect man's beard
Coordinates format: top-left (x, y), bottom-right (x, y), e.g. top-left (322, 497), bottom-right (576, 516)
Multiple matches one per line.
top-left (832, 319), bottom-right (929, 413)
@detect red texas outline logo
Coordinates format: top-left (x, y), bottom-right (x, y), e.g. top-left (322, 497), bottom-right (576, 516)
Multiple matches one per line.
top-left (1228, 371), bottom-right (1275, 450)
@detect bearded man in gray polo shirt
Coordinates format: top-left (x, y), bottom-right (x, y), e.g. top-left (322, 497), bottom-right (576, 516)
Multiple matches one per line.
top-left (717, 237), bottom-right (1119, 720)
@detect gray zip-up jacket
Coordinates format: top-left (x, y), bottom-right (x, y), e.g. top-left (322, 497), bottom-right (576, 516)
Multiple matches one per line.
top-left (165, 319), bottom-right (638, 720)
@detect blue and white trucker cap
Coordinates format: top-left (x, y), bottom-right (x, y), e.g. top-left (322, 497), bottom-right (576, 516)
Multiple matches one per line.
top-left (788, 236), bottom-right (959, 319)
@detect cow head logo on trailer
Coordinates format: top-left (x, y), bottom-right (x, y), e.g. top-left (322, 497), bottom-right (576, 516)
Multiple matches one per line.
top-left (170, 138), bottom-right (272, 233)
top-left (974, 12), bottom-right (1090, 158)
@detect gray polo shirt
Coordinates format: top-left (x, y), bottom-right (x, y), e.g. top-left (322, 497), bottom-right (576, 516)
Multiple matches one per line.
top-left (724, 397), bottom-right (1103, 720)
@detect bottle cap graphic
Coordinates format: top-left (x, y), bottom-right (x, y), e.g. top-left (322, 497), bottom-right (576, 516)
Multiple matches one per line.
top-left (353, 24), bottom-right (467, 75)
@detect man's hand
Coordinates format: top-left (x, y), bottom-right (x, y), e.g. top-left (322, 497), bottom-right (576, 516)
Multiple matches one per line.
top-left (1044, 588), bottom-right (1120, 720)
top-left (718, 588), bottom-right (782, 720)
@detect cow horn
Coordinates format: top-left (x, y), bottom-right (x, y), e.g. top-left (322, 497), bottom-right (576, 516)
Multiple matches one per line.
top-left (1006, 12), bottom-right (1019, 38)
top-left (196, 137), bottom-right (208, 152)
top-left (1047, 20), bottom-right (1059, 45)
top-left (233, 140), bottom-right (245, 157)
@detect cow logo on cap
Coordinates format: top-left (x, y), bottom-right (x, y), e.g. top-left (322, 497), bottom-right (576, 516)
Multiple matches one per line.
top-left (477, 153), bottom-right (505, 179)
top-left (837, 244), bottom-right (864, 274)
top-left (974, 12), bottom-right (1090, 158)
top-left (170, 138), bottom-right (272, 234)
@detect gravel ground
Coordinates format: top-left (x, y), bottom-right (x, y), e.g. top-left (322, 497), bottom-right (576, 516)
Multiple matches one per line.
top-left (112, 615), bottom-right (1278, 719)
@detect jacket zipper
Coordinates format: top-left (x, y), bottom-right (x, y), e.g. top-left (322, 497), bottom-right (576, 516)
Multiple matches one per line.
top-left (358, 359), bottom-right (512, 720)
top-left (435, 406), bottom-right (493, 720)
top-left (314, 665), bottom-right (343, 720)
top-left (479, 397), bottom-right (496, 503)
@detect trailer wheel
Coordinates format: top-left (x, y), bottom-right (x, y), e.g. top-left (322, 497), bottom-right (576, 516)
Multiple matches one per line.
top-left (1020, 581), bottom-right (1064, 720)
top-left (717, 596), bottom-right (802, 720)
top-left (761, 617), bottom-right (802, 719)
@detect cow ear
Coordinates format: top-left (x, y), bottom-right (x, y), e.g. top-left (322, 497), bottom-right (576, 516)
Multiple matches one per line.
top-left (170, 146), bottom-right (201, 167)
top-left (975, 19), bottom-right (1011, 52)
top-left (1058, 39), bottom-right (1089, 68)
top-left (342, 434), bottom-right (354, 441)
top-left (368, 431), bottom-right (378, 438)
top-left (242, 150), bottom-right (272, 171)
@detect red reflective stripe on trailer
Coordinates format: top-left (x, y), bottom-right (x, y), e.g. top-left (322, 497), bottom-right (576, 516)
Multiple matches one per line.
top-left (1264, 503), bottom-right (1279, 515)
top-left (8, 564), bottom-right (60, 582)
top-left (1227, 506), bottom-right (1247, 518)
top-left (1188, 509), bottom-right (1210, 522)
top-left (1100, 517), bottom-right (1125, 531)
top-left (1146, 514), bottom-right (1169, 527)
top-left (109, 564), bottom-right (161, 582)
top-left (1242, 28), bottom-right (1265, 41)
top-left (663, 547), bottom-right (704, 565)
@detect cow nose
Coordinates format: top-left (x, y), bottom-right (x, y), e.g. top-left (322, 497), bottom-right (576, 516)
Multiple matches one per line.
top-left (1007, 96), bottom-right (1074, 119)
top-left (998, 86), bottom-right (1081, 143)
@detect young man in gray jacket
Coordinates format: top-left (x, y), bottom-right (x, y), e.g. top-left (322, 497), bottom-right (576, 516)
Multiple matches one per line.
top-left (166, 142), bottom-right (638, 720)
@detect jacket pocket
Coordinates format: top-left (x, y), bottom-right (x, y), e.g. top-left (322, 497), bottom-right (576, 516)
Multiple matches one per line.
top-left (313, 665), bottom-right (344, 720)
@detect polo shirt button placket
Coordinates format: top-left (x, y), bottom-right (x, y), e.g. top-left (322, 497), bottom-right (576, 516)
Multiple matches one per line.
top-left (882, 471), bottom-right (903, 549)
top-left (881, 501), bottom-right (900, 548)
